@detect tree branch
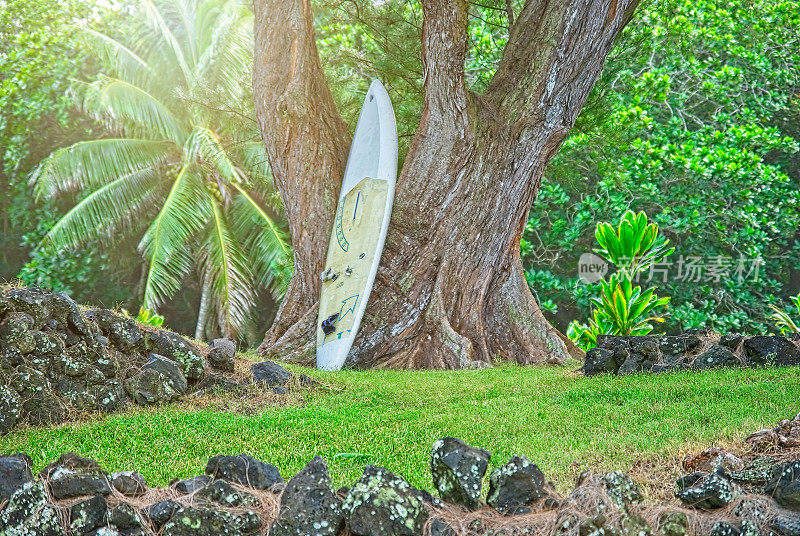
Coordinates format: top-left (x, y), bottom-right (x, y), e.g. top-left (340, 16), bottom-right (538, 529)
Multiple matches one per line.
top-left (421, 0), bottom-right (471, 124)
top-left (505, 0), bottom-right (515, 26)
top-left (487, 0), bottom-right (641, 121)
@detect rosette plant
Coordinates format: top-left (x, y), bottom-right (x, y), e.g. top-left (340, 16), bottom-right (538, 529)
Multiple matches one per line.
top-left (568, 211), bottom-right (674, 350)
top-left (30, 0), bottom-right (290, 340)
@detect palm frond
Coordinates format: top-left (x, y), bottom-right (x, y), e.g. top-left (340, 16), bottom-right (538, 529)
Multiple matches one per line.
top-left (31, 138), bottom-right (173, 197)
top-left (140, 0), bottom-right (195, 87)
top-left (238, 141), bottom-right (272, 181)
top-left (186, 127), bottom-right (241, 184)
top-left (82, 76), bottom-right (188, 142)
top-left (41, 168), bottom-right (164, 251)
top-left (170, 0), bottom-right (199, 65)
top-left (139, 164), bottom-right (211, 308)
top-left (230, 185), bottom-right (291, 298)
top-left (195, 4), bottom-right (253, 100)
top-left (199, 201), bottom-right (255, 337)
top-left (80, 27), bottom-right (156, 87)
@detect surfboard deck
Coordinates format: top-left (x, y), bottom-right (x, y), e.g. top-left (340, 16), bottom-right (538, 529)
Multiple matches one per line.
top-left (316, 80), bottom-right (397, 371)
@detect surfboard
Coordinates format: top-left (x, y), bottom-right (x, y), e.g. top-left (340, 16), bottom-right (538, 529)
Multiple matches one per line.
top-left (316, 80), bottom-right (398, 371)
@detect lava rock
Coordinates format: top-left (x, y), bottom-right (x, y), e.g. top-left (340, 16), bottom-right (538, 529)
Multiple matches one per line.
top-left (42, 453), bottom-right (113, 500)
top-left (175, 474), bottom-right (213, 494)
top-left (0, 453), bottom-right (33, 502)
top-left (210, 338), bottom-right (236, 357)
top-left (48, 291), bottom-right (80, 322)
top-left (710, 522), bottom-right (740, 536)
top-left (342, 465), bottom-right (429, 536)
top-left (660, 335), bottom-right (700, 356)
top-left (0, 384), bottom-right (21, 434)
top-left (0, 311), bottom-right (36, 354)
top-left (764, 460), bottom-right (800, 510)
top-left (430, 436), bottom-right (490, 510)
top-left (429, 518), bottom-right (457, 536)
top-left (630, 337), bottom-right (660, 358)
top-left (194, 479), bottom-right (259, 507)
top-left (146, 330), bottom-right (205, 381)
top-left (691, 345), bottom-right (740, 370)
top-left (772, 515), bottom-right (800, 536)
top-left (161, 506), bottom-right (240, 536)
top-left (651, 354), bottom-right (689, 373)
top-left (729, 456), bottom-right (775, 487)
top-left (205, 453), bottom-right (282, 489)
top-left (617, 352), bottom-right (655, 375)
top-left (32, 330), bottom-right (65, 356)
top-left (232, 511), bottom-right (262, 534)
top-left (0, 345), bottom-right (25, 369)
top-left (0, 480), bottom-right (66, 536)
top-left (21, 391), bottom-right (66, 426)
top-left (603, 470), bottom-right (643, 512)
top-left (107, 502), bottom-right (144, 531)
top-left (147, 499), bottom-right (181, 528)
top-left (744, 336), bottom-right (800, 366)
top-left (70, 494), bottom-right (108, 534)
top-left (486, 455), bottom-right (546, 511)
top-left (675, 468), bottom-right (735, 510)
top-left (719, 334), bottom-right (744, 349)
top-left (111, 471), bottom-right (147, 496)
top-left (124, 368), bottom-right (174, 405)
top-left (252, 360), bottom-right (291, 386)
top-left (12, 366), bottom-right (51, 396)
top-left (657, 511), bottom-right (689, 536)
top-left (4, 287), bottom-right (52, 327)
top-left (207, 347), bottom-right (235, 373)
top-left (85, 309), bottom-right (145, 355)
top-left (92, 382), bottom-right (127, 412)
top-left (59, 384), bottom-right (99, 411)
top-left (195, 373), bottom-right (242, 392)
top-left (583, 348), bottom-right (619, 376)
top-left (298, 373), bottom-right (320, 387)
top-left (142, 353), bottom-right (188, 395)
top-left (270, 456), bottom-right (343, 536)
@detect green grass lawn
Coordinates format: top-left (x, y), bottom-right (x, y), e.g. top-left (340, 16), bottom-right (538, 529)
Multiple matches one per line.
top-left (1, 361), bottom-right (798, 500)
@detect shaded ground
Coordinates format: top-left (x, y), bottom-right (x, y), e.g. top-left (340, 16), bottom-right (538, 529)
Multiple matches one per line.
top-left (1, 357), bottom-right (798, 501)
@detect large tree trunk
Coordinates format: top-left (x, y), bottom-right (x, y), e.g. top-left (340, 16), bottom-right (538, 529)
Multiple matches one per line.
top-left (253, 0), bottom-right (350, 362)
top-left (254, 0), bottom-right (638, 368)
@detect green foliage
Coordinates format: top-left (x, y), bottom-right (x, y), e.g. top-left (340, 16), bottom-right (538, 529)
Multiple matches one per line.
top-left (0, 0), bottom-right (135, 303)
top-left (593, 211), bottom-right (675, 277)
top-left (1, 360), bottom-right (798, 493)
top-left (137, 306), bottom-right (165, 328)
top-left (525, 0), bottom-right (800, 335)
top-left (568, 212), bottom-right (672, 350)
top-left (770, 295), bottom-right (800, 334)
top-left (30, 0), bottom-right (291, 340)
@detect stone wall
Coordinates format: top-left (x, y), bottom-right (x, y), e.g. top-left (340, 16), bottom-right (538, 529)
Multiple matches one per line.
top-left (583, 331), bottom-right (800, 376)
top-left (2, 417), bottom-right (800, 536)
top-left (0, 286), bottom-right (311, 435)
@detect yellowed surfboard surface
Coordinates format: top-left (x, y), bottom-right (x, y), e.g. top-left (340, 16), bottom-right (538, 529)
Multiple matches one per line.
top-left (316, 79), bottom-right (396, 371)
top-left (317, 177), bottom-right (389, 346)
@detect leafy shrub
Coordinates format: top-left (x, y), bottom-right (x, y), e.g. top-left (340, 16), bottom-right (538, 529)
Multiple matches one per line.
top-left (568, 211), bottom-right (672, 350)
top-left (137, 307), bottom-right (165, 328)
top-left (524, 0), bottom-right (800, 335)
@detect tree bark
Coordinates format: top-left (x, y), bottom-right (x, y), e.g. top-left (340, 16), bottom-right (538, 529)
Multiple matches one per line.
top-left (254, 0), bottom-right (638, 368)
top-left (253, 0), bottom-right (350, 361)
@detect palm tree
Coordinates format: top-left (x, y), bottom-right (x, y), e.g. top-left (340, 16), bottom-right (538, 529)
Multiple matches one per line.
top-left (31, 0), bottom-right (290, 340)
